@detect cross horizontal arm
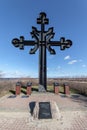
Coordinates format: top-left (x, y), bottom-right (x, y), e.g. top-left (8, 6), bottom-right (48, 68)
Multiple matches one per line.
top-left (49, 41), bottom-right (62, 46)
top-left (12, 36), bottom-right (36, 50)
top-left (12, 39), bottom-right (35, 47)
top-left (12, 36), bottom-right (39, 54)
top-left (48, 38), bottom-right (72, 50)
top-left (20, 40), bottom-right (35, 46)
top-left (49, 40), bottom-right (72, 46)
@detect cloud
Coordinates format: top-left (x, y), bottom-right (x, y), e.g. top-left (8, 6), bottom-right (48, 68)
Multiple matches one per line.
top-left (0, 70), bottom-right (6, 77)
top-left (68, 60), bottom-right (77, 65)
top-left (0, 68), bottom-right (38, 78)
top-left (82, 64), bottom-right (86, 68)
top-left (57, 66), bottom-right (61, 69)
top-left (79, 59), bottom-right (83, 62)
top-left (10, 70), bottom-right (32, 78)
top-left (48, 55), bottom-right (54, 59)
top-left (0, 70), bottom-right (28, 78)
top-left (47, 67), bottom-right (49, 71)
top-left (5, 64), bottom-right (9, 66)
top-left (64, 55), bottom-right (70, 60)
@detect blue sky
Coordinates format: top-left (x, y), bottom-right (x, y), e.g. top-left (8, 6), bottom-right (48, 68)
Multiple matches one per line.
top-left (0, 0), bottom-right (87, 78)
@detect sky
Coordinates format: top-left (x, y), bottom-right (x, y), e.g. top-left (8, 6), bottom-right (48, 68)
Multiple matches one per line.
top-left (0, 0), bottom-right (87, 78)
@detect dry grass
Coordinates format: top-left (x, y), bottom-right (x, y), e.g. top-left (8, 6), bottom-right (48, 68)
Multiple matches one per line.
top-left (0, 80), bottom-right (17, 97)
top-left (0, 78), bottom-right (87, 97)
top-left (68, 81), bottom-right (87, 96)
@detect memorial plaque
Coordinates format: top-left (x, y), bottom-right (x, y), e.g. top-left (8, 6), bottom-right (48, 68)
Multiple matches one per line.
top-left (38, 102), bottom-right (52, 119)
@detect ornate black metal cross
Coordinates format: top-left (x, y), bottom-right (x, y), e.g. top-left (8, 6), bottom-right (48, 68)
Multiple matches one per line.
top-left (12, 12), bottom-right (72, 92)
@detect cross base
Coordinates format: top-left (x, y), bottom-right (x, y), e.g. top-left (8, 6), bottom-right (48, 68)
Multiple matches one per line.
top-left (38, 85), bottom-right (46, 92)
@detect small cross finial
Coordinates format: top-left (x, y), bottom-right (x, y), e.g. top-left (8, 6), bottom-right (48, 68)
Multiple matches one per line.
top-left (37, 12), bottom-right (49, 24)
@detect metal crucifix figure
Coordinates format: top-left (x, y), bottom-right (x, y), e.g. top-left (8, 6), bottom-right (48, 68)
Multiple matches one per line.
top-left (12, 12), bottom-right (72, 92)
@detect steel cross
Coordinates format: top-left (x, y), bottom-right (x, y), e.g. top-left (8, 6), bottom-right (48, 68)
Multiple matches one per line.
top-left (12, 12), bottom-right (72, 92)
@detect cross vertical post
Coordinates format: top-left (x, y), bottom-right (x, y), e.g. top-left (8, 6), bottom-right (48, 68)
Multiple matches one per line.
top-left (12, 12), bottom-right (72, 92)
top-left (37, 13), bottom-right (49, 91)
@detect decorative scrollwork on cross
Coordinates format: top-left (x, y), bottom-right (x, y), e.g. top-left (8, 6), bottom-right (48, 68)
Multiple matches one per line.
top-left (12, 12), bottom-right (72, 91)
